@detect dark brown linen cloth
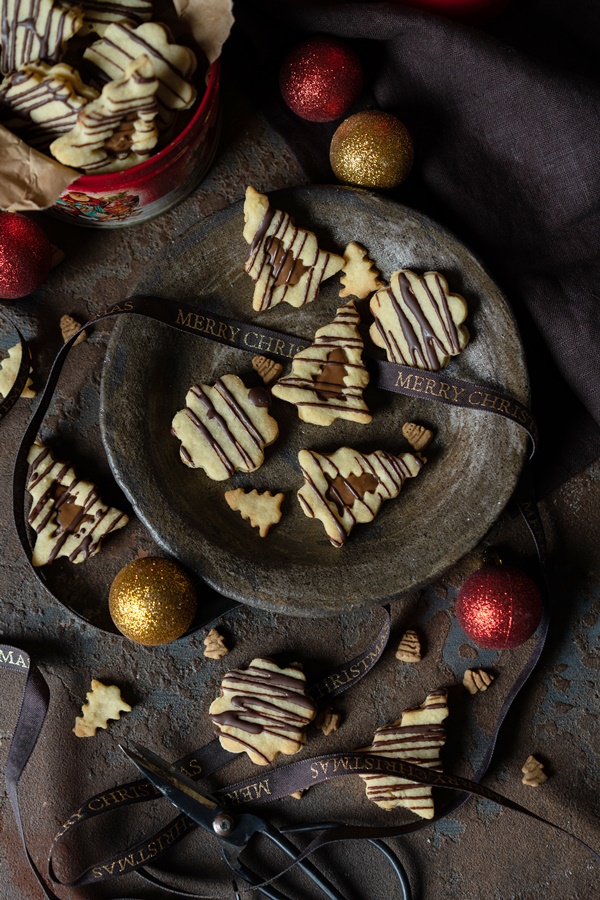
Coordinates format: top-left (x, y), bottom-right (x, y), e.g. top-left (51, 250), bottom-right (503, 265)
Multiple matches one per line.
top-left (229, 0), bottom-right (600, 495)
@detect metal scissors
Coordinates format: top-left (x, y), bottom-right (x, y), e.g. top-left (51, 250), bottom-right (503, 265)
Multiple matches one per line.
top-left (122, 741), bottom-right (347, 900)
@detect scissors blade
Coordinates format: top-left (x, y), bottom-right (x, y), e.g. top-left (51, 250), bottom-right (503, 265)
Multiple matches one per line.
top-left (120, 742), bottom-right (220, 832)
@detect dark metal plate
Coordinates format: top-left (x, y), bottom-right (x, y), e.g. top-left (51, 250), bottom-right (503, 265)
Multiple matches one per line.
top-left (100, 186), bottom-right (528, 616)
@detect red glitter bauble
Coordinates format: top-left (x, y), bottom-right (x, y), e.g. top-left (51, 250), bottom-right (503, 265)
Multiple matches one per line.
top-left (0, 212), bottom-right (52, 300)
top-left (279, 36), bottom-right (363, 123)
top-left (456, 565), bottom-right (543, 650)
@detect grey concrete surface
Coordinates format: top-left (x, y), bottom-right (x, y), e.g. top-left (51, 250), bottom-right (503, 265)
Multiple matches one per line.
top-left (0, 82), bottom-right (598, 900)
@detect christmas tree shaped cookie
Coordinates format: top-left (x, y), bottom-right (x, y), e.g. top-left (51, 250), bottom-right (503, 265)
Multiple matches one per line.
top-left (50, 56), bottom-right (159, 173)
top-left (370, 269), bottom-right (469, 371)
top-left (272, 300), bottom-right (371, 426)
top-left (26, 444), bottom-right (128, 566)
top-left (359, 689), bottom-right (449, 818)
top-left (243, 186), bottom-right (344, 312)
top-left (297, 446), bottom-right (423, 548)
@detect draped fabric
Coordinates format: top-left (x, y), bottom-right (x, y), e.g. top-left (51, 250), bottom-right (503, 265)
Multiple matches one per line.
top-left (229, 0), bottom-right (600, 493)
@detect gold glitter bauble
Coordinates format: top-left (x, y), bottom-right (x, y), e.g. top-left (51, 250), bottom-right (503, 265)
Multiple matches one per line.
top-left (109, 557), bottom-right (197, 646)
top-left (330, 111), bottom-right (414, 189)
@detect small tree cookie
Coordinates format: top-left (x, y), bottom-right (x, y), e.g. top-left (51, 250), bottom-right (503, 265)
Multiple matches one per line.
top-left (359, 689), bottom-right (449, 818)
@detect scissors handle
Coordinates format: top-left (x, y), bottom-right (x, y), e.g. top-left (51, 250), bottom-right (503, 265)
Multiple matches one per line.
top-left (229, 856), bottom-right (291, 900)
top-left (260, 825), bottom-right (345, 900)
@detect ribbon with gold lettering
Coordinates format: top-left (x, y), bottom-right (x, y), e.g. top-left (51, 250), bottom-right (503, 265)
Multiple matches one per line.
top-left (0, 645), bottom-right (58, 900)
top-left (47, 606), bottom-right (391, 888)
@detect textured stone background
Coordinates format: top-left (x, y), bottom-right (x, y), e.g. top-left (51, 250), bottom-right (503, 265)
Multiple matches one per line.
top-left (0, 77), bottom-right (598, 900)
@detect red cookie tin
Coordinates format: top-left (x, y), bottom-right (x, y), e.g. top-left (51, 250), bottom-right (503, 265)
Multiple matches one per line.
top-left (48, 61), bottom-right (220, 227)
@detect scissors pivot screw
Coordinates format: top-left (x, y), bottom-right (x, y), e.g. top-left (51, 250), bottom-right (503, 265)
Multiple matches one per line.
top-left (213, 813), bottom-right (235, 836)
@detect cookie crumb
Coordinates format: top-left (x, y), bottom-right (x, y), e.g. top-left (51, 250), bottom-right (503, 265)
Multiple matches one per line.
top-left (522, 755), bottom-right (547, 787)
top-left (395, 629), bottom-right (422, 663)
top-left (204, 628), bottom-right (229, 659)
top-left (463, 668), bottom-right (494, 694)
top-left (252, 355), bottom-right (283, 386)
top-left (315, 706), bottom-right (341, 735)
top-left (60, 314), bottom-right (87, 346)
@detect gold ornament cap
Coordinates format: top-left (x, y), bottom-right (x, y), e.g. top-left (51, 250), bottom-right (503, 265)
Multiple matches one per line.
top-left (109, 556), bottom-right (197, 646)
top-left (330, 110), bottom-right (414, 190)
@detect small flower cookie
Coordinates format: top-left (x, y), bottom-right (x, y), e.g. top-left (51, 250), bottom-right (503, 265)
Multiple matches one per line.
top-left (359, 689), bottom-right (449, 818)
top-left (243, 186), bottom-right (344, 312)
top-left (271, 300), bottom-right (371, 426)
top-left (27, 443), bottom-right (128, 566)
top-left (209, 658), bottom-right (317, 766)
top-left (370, 269), bottom-right (469, 371)
top-left (171, 374), bottom-right (279, 481)
top-left (84, 21), bottom-right (197, 119)
top-left (297, 446), bottom-right (423, 548)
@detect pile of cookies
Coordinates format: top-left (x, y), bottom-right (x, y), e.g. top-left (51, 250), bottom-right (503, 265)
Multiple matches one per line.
top-left (0, 0), bottom-right (198, 173)
top-left (171, 185), bottom-right (471, 548)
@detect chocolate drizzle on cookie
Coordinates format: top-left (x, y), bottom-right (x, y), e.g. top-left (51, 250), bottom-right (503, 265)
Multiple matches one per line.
top-left (297, 446), bottom-right (423, 548)
top-left (370, 269), bottom-right (469, 371)
top-left (209, 658), bottom-right (317, 766)
top-left (26, 444), bottom-right (128, 566)
top-left (243, 187), bottom-right (344, 312)
top-left (272, 300), bottom-right (372, 425)
top-left (171, 374), bottom-right (279, 481)
top-left (359, 689), bottom-right (449, 817)
top-left (1, 0), bottom-right (83, 76)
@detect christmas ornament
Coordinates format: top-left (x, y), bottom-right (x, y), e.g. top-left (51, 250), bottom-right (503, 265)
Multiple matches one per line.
top-left (330, 111), bottom-right (414, 190)
top-left (0, 212), bottom-right (53, 300)
top-left (279, 36), bottom-right (363, 123)
top-left (109, 557), bottom-right (197, 646)
top-left (456, 564), bottom-right (543, 650)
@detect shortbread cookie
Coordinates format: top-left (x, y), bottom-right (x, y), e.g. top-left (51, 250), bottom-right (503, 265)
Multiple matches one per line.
top-left (224, 488), bottom-right (284, 537)
top-left (359, 689), bottom-right (449, 817)
top-left (50, 56), bottom-right (159, 173)
top-left (171, 374), bottom-right (279, 481)
top-left (339, 242), bottom-right (384, 300)
top-left (297, 446), bottom-right (423, 548)
top-left (271, 300), bottom-right (371, 426)
top-left (79, 0), bottom-right (152, 36)
top-left (243, 186), bottom-right (344, 312)
top-left (27, 443), bottom-right (129, 566)
top-left (73, 679), bottom-right (132, 738)
top-left (0, 62), bottom-right (99, 150)
top-left (0, 0), bottom-right (83, 76)
top-left (370, 270), bottom-right (469, 371)
top-left (0, 343), bottom-right (34, 400)
top-left (395, 629), bottom-right (421, 663)
top-left (209, 658), bottom-right (317, 766)
top-left (84, 21), bottom-right (196, 122)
